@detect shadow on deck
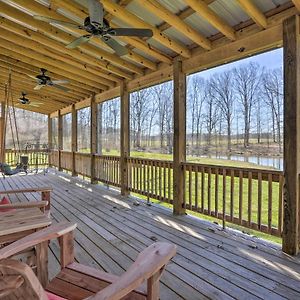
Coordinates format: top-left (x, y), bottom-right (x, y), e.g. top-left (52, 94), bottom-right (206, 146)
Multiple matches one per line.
top-left (1, 170), bottom-right (300, 299)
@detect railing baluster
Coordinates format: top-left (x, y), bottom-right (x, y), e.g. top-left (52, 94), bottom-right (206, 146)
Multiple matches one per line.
top-left (268, 173), bottom-right (273, 232)
top-left (278, 174), bottom-right (283, 234)
top-left (248, 171), bottom-right (253, 227)
top-left (230, 169), bottom-right (234, 222)
top-left (208, 167), bottom-right (211, 215)
top-left (258, 172), bottom-right (262, 229)
top-left (201, 166), bottom-right (204, 212)
top-left (215, 168), bottom-right (219, 218)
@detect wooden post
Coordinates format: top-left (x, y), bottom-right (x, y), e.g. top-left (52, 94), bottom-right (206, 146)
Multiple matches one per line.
top-left (98, 103), bottom-right (103, 155)
top-left (90, 94), bottom-right (98, 183)
top-left (282, 15), bottom-right (300, 255)
top-left (71, 104), bottom-right (77, 176)
top-left (47, 115), bottom-right (52, 167)
top-left (120, 81), bottom-right (130, 196)
top-left (58, 110), bottom-right (63, 171)
top-left (0, 102), bottom-right (6, 163)
top-left (173, 60), bottom-right (186, 215)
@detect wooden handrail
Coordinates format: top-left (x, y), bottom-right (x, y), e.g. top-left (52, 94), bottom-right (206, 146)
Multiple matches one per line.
top-left (0, 187), bottom-right (52, 194)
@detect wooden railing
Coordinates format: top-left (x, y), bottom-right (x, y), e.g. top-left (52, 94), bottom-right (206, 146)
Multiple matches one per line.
top-left (95, 155), bottom-right (121, 187)
top-left (49, 150), bottom-right (284, 237)
top-left (5, 149), bottom-right (49, 167)
top-left (182, 162), bottom-right (283, 236)
top-left (128, 157), bottom-right (173, 202)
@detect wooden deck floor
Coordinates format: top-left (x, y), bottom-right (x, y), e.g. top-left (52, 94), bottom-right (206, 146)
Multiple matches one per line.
top-left (1, 170), bottom-right (300, 299)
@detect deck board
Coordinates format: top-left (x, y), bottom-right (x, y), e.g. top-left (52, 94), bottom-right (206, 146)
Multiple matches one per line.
top-left (1, 171), bottom-right (300, 299)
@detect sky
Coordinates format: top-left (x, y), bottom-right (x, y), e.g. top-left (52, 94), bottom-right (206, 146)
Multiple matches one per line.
top-left (189, 47), bottom-right (283, 80)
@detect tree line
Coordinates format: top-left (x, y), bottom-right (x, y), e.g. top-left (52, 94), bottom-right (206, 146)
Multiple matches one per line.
top-left (31, 60), bottom-right (284, 157)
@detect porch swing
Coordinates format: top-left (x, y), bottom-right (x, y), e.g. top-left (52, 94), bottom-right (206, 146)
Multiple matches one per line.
top-left (0, 73), bottom-right (28, 178)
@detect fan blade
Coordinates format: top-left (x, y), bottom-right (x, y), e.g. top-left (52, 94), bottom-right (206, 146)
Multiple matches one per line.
top-left (101, 37), bottom-right (128, 57)
top-left (34, 85), bottom-right (43, 90)
top-left (27, 74), bottom-right (38, 80)
top-left (30, 103), bottom-right (41, 107)
top-left (110, 28), bottom-right (153, 37)
top-left (66, 35), bottom-right (92, 49)
top-left (88, 0), bottom-right (103, 27)
top-left (52, 84), bottom-right (70, 92)
top-left (51, 80), bottom-right (69, 85)
top-left (33, 15), bottom-right (83, 29)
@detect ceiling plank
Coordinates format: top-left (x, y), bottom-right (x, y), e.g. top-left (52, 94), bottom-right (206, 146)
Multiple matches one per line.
top-left (0, 45), bottom-right (101, 96)
top-left (2, 0), bottom-right (142, 75)
top-left (100, 0), bottom-right (191, 58)
top-left (292, 0), bottom-right (300, 11)
top-left (0, 68), bottom-right (81, 102)
top-left (184, 0), bottom-right (236, 40)
top-left (0, 18), bottom-right (117, 87)
top-left (142, 0), bottom-right (211, 50)
top-left (0, 32), bottom-right (107, 91)
top-left (0, 55), bottom-right (91, 98)
top-left (236, 0), bottom-right (268, 28)
top-left (157, 0), bottom-right (215, 32)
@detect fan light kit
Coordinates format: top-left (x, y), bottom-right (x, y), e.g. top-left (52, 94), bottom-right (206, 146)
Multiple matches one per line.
top-left (33, 0), bottom-right (153, 56)
top-left (27, 68), bottom-right (70, 92)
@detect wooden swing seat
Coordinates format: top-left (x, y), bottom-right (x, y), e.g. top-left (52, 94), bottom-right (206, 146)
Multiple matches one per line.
top-left (0, 222), bottom-right (176, 300)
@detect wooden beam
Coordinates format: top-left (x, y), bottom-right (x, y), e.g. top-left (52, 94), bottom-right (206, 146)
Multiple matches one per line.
top-left (184, 0), bottom-right (236, 40)
top-left (90, 94), bottom-right (98, 184)
top-left (292, 0), bottom-right (300, 11)
top-left (0, 55), bottom-right (91, 98)
top-left (0, 2), bottom-right (135, 78)
top-left (158, 0), bottom-right (216, 32)
top-left (48, 115), bottom-right (52, 151)
top-left (58, 110), bottom-right (63, 171)
top-left (0, 18), bottom-right (118, 87)
top-left (71, 104), bottom-right (77, 177)
top-left (0, 45), bottom-right (101, 96)
top-left (0, 28), bottom-right (108, 91)
top-left (173, 60), bottom-right (186, 215)
top-left (236, 0), bottom-right (268, 28)
top-left (101, 0), bottom-right (191, 58)
top-left (120, 81), bottom-right (130, 196)
top-left (282, 15), bottom-right (300, 255)
top-left (142, 0), bottom-right (211, 50)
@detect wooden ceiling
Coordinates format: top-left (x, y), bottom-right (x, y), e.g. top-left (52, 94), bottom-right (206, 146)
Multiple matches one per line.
top-left (0, 0), bottom-right (298, 115)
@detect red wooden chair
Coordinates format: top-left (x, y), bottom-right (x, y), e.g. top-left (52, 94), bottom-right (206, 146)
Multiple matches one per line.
top-left (0, 222), bottom-right (176, 300)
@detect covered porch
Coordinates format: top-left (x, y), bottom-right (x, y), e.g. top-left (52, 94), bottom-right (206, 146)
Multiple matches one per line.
top-left (2, 171), bottom-right (300, 299)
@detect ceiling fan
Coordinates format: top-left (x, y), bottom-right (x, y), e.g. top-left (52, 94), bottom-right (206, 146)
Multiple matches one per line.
top-left (27, 69), bottom-right (70, 92)
top-left (19, 92), bottom-right (42, 107)
top-left (33, 0), bottom-right (153, 56)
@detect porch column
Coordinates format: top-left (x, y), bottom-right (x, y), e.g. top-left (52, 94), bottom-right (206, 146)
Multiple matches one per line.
top-left (71, 104), bottom-right (77, 177)
top-left (173, 59), bottom-right (186, 215)
top-left (48, 115), bottom-right (52, 167)
top-left (58, 110), bottom-right (63, 171)
top-left (90, 94), bottom-right (98, 183)
top-left (282, 15), bottom-right (300, 255)
top-left (0, 101), bottom-right (6, 162)
top-left (120, 81), bottom-right (130, 196)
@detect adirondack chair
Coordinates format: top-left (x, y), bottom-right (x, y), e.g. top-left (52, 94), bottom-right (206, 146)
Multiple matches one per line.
top-left (0, 187), bottom-right (52, 216)
top-left (0, 222), bottom-right (177, 300)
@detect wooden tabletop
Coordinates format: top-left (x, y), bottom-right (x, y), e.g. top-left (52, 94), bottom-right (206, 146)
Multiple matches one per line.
top-left (0, 208), bottom-right (52, 236)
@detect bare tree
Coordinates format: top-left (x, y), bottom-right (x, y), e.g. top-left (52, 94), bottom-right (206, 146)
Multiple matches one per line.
top-left (130, 88), bottom-right (151, 149)
top-left (187, 76), bottom-right (205, 152)
top-left (210, 71), bottom-right (235, 151)
top-left (204, 80), bottom-right (219, 146)
top-left (262, 68), bottom-right (283, 152)
top-left (233, 62), bottom-right (261, 147)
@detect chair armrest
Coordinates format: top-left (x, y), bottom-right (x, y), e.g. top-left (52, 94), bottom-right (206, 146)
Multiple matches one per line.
top-left (91, 242), bottom-right (176, 300)
top-left (0, 201), bottom-right (48, 210)
top-left (0, 187), bottom-right (52, 195)
top-left (0, 222), bottom-right (77, 260)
